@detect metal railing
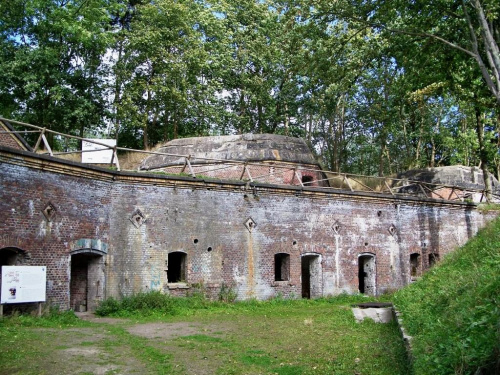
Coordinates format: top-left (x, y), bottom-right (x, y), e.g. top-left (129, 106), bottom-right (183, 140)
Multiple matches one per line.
top-left (1, 117), bottom-right (495, 203)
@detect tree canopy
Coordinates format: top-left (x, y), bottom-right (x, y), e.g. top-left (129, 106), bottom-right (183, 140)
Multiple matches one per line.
top-left (1, 0), bottom-right (499, 188)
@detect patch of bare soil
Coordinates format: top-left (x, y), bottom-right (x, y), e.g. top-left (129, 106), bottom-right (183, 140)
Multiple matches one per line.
top-left (126, 321), bottom-right (231, 340)
top-left (75, 312), bottom-right (130, 325)
top-left (22, 315), bottom-right (236, 374)
top-left (126, 320), bottom-right (238, 375)
top-left (32, 326), bottom-right (147, 375)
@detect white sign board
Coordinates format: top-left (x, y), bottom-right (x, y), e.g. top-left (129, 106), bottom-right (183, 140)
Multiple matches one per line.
top-left (1, 266), bottom-right (46, 304)
top-left (82, 139), bottom-right (117, 164)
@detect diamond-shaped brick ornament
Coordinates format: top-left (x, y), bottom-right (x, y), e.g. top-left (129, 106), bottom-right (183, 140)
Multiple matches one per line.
top-left (388, 224), bottom-right (396, 236)
top-left (332, 220), bottom-right (341, 234)
top-left (42, 202), bottom-right (57, 222)
top-left (130, 209), bottom-right (146, 228)
top-left (244, 217), bottom-right (257, 232)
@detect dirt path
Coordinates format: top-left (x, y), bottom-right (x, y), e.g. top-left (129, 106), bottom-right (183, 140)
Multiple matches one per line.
top-left (25, 313), bottom-right (233, 375)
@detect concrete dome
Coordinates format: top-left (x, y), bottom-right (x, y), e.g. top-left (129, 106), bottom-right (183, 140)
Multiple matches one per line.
top-left (398, 166), bottom-right (500, 193)
top-left (139, 134), bottom-right (318, 170)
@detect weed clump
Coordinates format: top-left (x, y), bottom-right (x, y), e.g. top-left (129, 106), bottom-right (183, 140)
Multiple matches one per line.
top-left (95, 290), bottom-right (222, 317)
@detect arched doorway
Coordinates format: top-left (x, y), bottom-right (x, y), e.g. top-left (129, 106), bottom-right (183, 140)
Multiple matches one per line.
top-left (358, 253), bottom-right (376, 295)
top-left (70, 251), bottom-right (105, 312)
top-left (301, 253), bottom-right (322, 299)
top-left (0, 247), bottom-right (25, 267)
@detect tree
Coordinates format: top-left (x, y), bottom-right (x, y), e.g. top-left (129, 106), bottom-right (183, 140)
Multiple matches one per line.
top-left (0, 0), bottom-right (115, 148)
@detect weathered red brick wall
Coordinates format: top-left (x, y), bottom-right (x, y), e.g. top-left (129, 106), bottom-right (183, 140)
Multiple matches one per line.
top-left (159, 163), bottom-right (326, 187)
top-left (0, 147), bottom-right (498, 310)
top-left (0, 129), bottom-right (26, 150)
top-left (0, 151), bottom-right (112, 309)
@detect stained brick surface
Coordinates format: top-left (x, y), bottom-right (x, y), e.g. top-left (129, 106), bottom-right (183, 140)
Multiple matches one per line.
top-left (0, 147), bottom-right (497, 309)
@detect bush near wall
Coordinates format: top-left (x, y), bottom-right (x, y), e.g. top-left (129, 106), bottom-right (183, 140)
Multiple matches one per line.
top-left (394, 217), bottom-right (500, 375)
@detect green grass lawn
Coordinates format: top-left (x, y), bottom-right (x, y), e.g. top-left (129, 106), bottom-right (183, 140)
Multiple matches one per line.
top-left (0, 296), bottom-right (409, 375)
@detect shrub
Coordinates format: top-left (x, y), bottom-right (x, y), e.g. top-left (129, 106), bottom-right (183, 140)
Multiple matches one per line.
top-left (218, 283), bottom-right (237, 303)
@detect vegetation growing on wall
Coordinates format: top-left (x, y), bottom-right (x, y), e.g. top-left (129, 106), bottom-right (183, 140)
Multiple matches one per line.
top-left (394, 216), bottom-right (500, 375)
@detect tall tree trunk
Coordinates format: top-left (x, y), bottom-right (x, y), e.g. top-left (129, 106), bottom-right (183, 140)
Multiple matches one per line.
top-left (257, 101), bottom-right (263, 133)
top-left (379, 129), bottom-right (387, 176)
top-left (430, 137), bottom-right (436, 168)
top-left (496, 113), bottom-right (500, 179)
top-left (330, 115), bottom-right (338, 173)
top-left (338, 96), bottom-right (346, 172)
top-left (238, 90), bottom-right (245, 134)
top-left (173, 106), bottom-right (179, 140)
top-left (307, 113), bottom-right (312, 144)
top-left (113, 37), bottom-right (124, 145)
top-left (284, 103), bottom-right (289, 136)
top-left (164, 114), bottom-right (170, 142)
top-left (475, 106), bottom-right (493, 201)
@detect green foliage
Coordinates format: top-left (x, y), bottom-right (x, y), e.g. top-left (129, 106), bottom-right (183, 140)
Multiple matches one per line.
top-left (477, 203), bottom-right (500, 211)
top-left (0, 307), bottom-right (87, 329)
top-left (96, 291), bottom-right (173, 316)
top-left (1, 0), bottom-right (499, 177)
top-left (394, 217), bottom-right (500, 375)
top-left (95, 290), bottom-right (220, 317)
top-left (218, 282), bottom-right (238, 303)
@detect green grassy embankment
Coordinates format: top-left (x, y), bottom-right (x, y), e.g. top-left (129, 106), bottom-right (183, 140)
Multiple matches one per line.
top-left (394, 216), bottom-right (500, 375)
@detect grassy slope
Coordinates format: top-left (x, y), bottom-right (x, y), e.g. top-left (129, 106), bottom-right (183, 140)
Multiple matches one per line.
top-left (394, 216), bottom-right (500, 375)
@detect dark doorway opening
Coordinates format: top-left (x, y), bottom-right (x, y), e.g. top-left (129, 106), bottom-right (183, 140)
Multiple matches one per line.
top-left (302, 175), bottom-right (314, 186)
top-left (410, 253), bottom-right (420, 278)
top-left (358, 254), bottom-right (376, 295)
top-left (70, 253), bottom-right (104, 312)
top-left (0, 248), bottom-right (20, 267)
top-left (428, 253), bottom-right (439, 267)
top-left (274, 253), bottom-right (290, 281)
top-left (167, 252), bottom-right (186, 283)
top-left (301, 254), bottom-right (321, 298)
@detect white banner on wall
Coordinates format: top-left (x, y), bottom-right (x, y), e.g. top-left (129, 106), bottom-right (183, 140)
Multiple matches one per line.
top-left (1, 266), bottom-right (46, 304)
top-left (82, 139), bottom-right (117, 164)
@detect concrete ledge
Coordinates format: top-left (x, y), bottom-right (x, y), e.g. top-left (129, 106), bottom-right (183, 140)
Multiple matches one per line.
top-left (352, 302), bottom-right (394, 323)
top-left (393, 308), bottom-right (414, 364)
top-left (351, 303), bottom-right (413, 367)
top-left (167, 283), bottom-right (189, 290)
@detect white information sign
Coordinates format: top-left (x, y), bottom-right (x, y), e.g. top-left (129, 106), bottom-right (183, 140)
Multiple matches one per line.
top-left (82, 139), bottom-right (117, 164)
top-left (1, 266), bottom-right (46, 304)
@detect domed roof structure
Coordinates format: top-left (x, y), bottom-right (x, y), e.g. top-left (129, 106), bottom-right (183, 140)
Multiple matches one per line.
top-left (139, 134), bottom-right (325, 187)
top-left (139, 134), bottom-right (318, 170)
top-left (398, 166), bottom-right (500, 194)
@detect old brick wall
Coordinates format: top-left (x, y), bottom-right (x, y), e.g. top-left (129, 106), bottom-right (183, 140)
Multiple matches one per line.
top-left (0, 132), bottom-right (24, 150)
top-left (106, 174), bottom-right (496, 300)
top-left (0, 147), bottom-right (498, 310)
top-left (158, 162), bottom-right (325, 187)
top-left (0, 152), bottom-right (112, 309)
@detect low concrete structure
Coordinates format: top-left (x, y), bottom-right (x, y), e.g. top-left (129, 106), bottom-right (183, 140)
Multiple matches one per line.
top-left (140, 134), bottom-right (328, 187)
top-left (352, 302), bottom-right (394, 323)
top-left (398, 166), bottom-right (500, 202)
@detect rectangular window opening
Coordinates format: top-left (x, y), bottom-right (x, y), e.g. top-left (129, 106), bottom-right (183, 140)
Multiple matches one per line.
top-left (167, 252), bottom-right (186, 283)
top-left (274, 253), bottom-right (290, 281)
